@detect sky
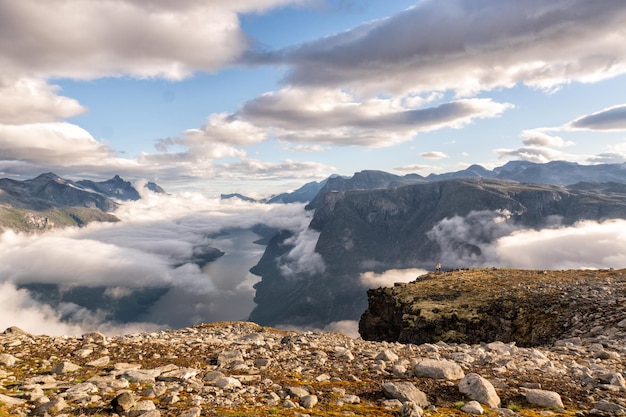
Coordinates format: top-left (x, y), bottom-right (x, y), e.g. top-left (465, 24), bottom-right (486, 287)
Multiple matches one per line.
top-left (1, 0), bottom-right (626, 197)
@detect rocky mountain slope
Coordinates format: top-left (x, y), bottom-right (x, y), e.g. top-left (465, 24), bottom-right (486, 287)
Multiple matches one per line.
top-left (0, 173), bottom-right (162, 232)
top-left (0, 314), bottom-right (624, 417)
top-left (249, 178), bottom-right (626, 328)
top-left (77, 175), bottom-right (164, 201)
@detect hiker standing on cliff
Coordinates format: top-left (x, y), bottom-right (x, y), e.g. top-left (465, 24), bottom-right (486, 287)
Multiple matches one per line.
top-left (435, 263), bottom-right (442, 273)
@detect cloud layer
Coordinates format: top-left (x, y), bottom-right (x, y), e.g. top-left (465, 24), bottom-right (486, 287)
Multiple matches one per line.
top-left (0, 0), bottom-right (302, 80)
top-left (0, 188), bottom-right (315, 334)
top-left (255, 0), bottom-right (626, 96)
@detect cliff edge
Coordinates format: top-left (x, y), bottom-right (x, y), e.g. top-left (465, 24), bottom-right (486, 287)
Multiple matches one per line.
top-left (359, 268), bottom-right (626, 346)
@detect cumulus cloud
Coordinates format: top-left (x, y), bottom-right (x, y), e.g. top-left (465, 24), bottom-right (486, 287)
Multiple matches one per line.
top-left (0, 78), bottom-right (85, 124)
top-left (195, 87), bottom-right (512, 148)
top-left (252, 0), bottom-right (626, 96)
top-left (360, 268), bottom-right (428, 289)
top-left (494, 128), bottom-right (577, 163)
top-left (567, 104), bottom-right (626, 131)
top-left (0, 0), bottom-right (304, 80)
top-left (0, 122), bottom-right (116, 166)
top-left (495, 219), bottom-right (626, 270)
top-left (521, 129), bottom-right (574, 148)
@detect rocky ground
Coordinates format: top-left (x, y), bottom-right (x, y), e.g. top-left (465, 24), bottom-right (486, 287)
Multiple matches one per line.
top-left (0, 317), bottom-right (625, 417)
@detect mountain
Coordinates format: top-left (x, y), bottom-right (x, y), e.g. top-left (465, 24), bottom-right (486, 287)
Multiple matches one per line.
top-left (220, 193), bottom-right (257, 203)
top-left (267, 178), bottom-right (333, 204)
top-left (430, 160), bottom-right (626, 184)
top-left (306, 170), bottom-right (425, 209)
top-left (77, 175), bottom-right (164, 200)
top-left (249, 178), bottom-right (626, 328)
top-left (0, 173), bottom-right (164, 232)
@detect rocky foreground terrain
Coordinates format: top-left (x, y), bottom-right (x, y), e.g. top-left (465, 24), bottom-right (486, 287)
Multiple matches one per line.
top-left (0, 314), bottom-right (624, 416)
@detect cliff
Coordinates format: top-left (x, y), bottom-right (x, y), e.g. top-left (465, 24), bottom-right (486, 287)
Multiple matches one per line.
top-left (359, 268), bottom-right (626, 346)
top-left (250, 179), bottom-right (626, 328)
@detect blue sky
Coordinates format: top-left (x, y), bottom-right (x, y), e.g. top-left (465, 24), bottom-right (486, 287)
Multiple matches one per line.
top-left (1, 0), bottom-right (626, 196)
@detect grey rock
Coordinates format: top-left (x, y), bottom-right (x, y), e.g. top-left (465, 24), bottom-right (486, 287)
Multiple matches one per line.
top-left (86, 356), bottom-right (110, 367)
top-left (399, 401), bottom-right (423, 417)
top-left (0, 353), bottom-right (18, 367)
top-left (459, 373), bottom-right (501, 408)
top-left (112, 392), bottom-right (136, 413)
top-left (0, 393), bottom-right (26, 406)
top-left (157, 368), bottom-right (198, 382)
top-left (462, 400), bottom-right (485, 415)
top-left (376, 349), bottom-right (399, 362)
top-left (340, 394), bottom-right (361, 404)
top-left (129, 400), bottom-right (157, 417)
top-left (300, 395), bottom-right (318, 408)
top-left (214, 377), bottom-right (242, 389)
top-left (524, 389), bottom-right (564, 409)
top-left (382, 381), bottom-right (429, 407)
top-left (217, 349), bottom-right (244, 368)
top-left (591, 400), bottom-right (626, 415)
top-left (283, 399), bottom-right (298, 409)
top-left (31, 396), bottom-right (68, 415)
top-left (63, 382), bottom-right (98, 400)
top-left (121, 369), bottom-right (162, 383)
top-left (179, 407), bottom-right (202, 417)
top-left (287, 386), bottom-right (310, 398)
top-left (51, 361), bottom-right (80, 374)
top-left (414, 359), bottom-right (465, 380)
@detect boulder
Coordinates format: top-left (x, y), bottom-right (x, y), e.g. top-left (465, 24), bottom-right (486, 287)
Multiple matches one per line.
top-left (458, 373), bottom-right (501, 408)
top-left (414, 359), bottom-right (465, 380)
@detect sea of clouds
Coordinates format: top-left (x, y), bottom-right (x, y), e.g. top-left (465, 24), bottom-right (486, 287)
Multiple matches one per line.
top-left (1, 188), bottom-right (625, 337)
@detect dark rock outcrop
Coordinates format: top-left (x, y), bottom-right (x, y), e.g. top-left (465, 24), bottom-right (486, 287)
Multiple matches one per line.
top-left (359, 268), bottom-right (626, 346)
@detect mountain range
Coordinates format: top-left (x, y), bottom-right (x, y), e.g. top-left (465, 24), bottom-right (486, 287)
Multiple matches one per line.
top-left (0, 173), bottom-right (163, 232)
top-left (2, 161), bottom-right (626, 331)
top-left (249, 171), bottom-right (626, 328)
top-left (223, 160), bottom-right (626, 206)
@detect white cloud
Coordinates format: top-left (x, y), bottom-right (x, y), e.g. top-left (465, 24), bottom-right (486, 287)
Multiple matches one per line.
top-left (495, 219), bottom-right (626, 270)
top-left (256, 0), bottom-right (626, 96)
top-left (427, 210), bottom-right (521, 268)
top-left (201, 87), bottom-right (512, 148)
top-left (279, 223), bottom-right (326, 277)
top-left (427, 212), bottom-right (626, 271)
top-left (494, 144), bottom-right (567, 164)
top-left (521, 129), bottom-right (574, 148)
top-left (360, 268), bottom-right (429, 289)
top-left (393, 164), bottom-right (435, 173)
top-left (420, 151), bottom-right (448, 160)
top-left (0, 78), bottom-right (85, 124)
top-left (0, 122), bottom-right (115, 166)
top-left (0, 190), bottom-right (318, 332)
top-left (587, 143), bottom-right (626, 164)
top-left (0, 0), bottom-right (304, 80)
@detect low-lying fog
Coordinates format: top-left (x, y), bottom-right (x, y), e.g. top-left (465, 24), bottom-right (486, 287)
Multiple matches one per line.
top-left (1, 188), bottom-right (625, 337)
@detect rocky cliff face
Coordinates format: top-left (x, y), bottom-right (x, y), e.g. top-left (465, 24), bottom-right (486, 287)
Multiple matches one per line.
top-left (359, 268), bottom-right (626, 346)
top-left (249, 179), bottom-right (626, 328)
